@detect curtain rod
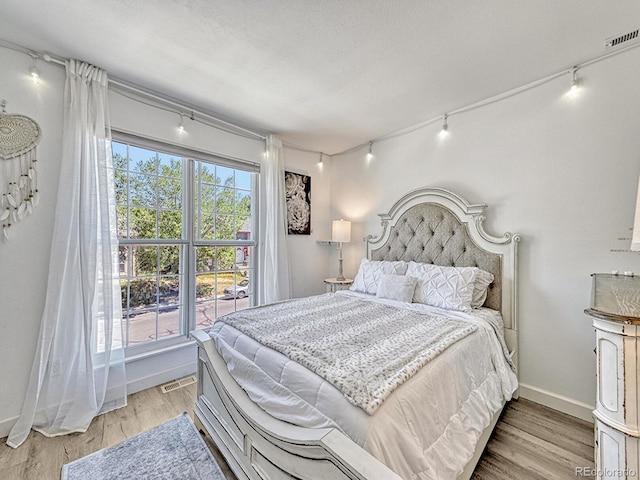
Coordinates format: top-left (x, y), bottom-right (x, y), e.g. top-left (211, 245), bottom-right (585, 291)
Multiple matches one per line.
top-left (39, 54), bottom-right (266, 141)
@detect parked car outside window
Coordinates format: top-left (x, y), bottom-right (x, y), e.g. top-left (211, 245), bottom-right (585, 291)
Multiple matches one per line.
top-left (224, 279), bottom-right (249, 298)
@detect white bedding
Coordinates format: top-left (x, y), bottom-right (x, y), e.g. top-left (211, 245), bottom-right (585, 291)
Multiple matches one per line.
top-left (209, 291), bottom-right (518, 480)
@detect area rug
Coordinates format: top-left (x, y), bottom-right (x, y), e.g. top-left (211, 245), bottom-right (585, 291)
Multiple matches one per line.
top-left (61, 412), bottom-right (225, 480)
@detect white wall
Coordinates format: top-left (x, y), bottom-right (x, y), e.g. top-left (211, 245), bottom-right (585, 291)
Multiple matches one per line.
top-left (0, 46), bottom-right (331, 437)
top-left (331, 48), bottom-right (640, 421)
top-left (0, 48), bottom-right (65, 437)
top-left (281, 151), bottom-right (332, 297)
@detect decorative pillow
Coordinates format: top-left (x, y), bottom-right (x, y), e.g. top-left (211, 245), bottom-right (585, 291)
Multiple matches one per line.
top-left (350, 259), bottom-right (408, 295)
top-left (376, 274), bottom-right (418, 303)
top-left (471, 268), bottom-right (494, 308)
top-left (406, 261), bottom-right (477, 312)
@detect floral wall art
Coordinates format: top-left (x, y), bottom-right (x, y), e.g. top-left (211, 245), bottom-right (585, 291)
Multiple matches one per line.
top-left (284, 171), bottom-right (311, 235)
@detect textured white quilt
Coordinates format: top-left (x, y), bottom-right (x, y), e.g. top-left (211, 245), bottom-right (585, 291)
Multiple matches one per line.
top-left (217, 293), bottom-right (477, 414)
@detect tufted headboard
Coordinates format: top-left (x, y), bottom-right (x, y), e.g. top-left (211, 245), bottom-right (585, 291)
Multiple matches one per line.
top-left (365, 187), bottom-right (520, 359)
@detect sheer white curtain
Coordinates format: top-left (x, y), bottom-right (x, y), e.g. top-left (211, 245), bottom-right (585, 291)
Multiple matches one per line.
top-left (7, 60), bottom-right (126, 448)
top-left (258, 134), bottom-right (291, 304)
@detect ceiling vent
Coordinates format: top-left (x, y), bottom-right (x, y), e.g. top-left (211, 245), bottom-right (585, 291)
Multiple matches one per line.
top-left (605, 29), bottom-right (639, 49)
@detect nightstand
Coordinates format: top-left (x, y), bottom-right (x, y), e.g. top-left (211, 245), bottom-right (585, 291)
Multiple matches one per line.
top-left (324, 277), bottom-right (353, 293)
top-left (585, 273), bottom-right (640, 479)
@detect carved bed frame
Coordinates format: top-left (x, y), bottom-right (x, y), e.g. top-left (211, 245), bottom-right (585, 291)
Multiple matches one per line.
top-left (191, 187), bottom-right (520, 480)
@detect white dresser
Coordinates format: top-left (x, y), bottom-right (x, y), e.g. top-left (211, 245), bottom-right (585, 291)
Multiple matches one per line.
top-left (586, 273), bottom-right (640, 479)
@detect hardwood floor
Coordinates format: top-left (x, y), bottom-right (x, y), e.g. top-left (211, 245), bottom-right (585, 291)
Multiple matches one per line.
top-left (0, 383), bottom-right (234, 480)
top-left (472, 399), bottom-right (595, 480)
top-left (0, 384), bottom-right (594, 480)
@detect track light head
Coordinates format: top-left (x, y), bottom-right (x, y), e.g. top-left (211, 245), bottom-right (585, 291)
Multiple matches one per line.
top-left (29, 65), bottom-right (39, 79)
top-left (438, 114), bottom-right (449, 139)
top-left (570, 66), bottom-right (580, 91)
top-left (28, 54), bottom-right (40, 83)
top-left (365, 142), bottom-right (374, 161)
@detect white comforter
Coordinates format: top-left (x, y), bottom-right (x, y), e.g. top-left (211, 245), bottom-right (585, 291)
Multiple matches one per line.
top-left (209, 291), bottom-right (518, 480)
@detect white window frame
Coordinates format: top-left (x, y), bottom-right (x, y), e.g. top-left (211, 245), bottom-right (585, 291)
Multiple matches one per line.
top-left (113, 131), bottom-right (259, 357)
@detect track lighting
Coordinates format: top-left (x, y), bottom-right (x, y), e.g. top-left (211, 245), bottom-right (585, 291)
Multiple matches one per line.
top-left (318, 152), bottom-right (324, 166)
top-left (570, 66), bottom-right (580, 91)
top-left (438, 114), bottom-right (449, 139)
top-left (178, 114), bottom-right (185, 133)
top-left (365, 142), bottom-right (374, 161)
top-left (28, 54), bottom-right (39, 83)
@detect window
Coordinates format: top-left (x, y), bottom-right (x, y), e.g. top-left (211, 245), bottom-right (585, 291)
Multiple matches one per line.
top-left (113, 134), bottom-right (257, 353)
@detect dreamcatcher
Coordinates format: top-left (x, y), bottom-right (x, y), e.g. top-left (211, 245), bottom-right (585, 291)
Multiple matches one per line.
top-left (0, 99), bottom-right (41, 241)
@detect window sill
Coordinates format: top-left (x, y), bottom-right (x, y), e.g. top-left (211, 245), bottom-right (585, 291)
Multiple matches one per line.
top-left (125, 336), bottom-right (195, 364)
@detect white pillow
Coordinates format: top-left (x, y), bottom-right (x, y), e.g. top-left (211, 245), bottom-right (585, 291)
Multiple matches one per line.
top-left (471, 268), bottom-right (494, 308)
top-left (406, 261), bottom-right (477, 312)
top-left (350, 259), bottom-right (408, 295)
top-left (376, 274), bottom-right (417, 303)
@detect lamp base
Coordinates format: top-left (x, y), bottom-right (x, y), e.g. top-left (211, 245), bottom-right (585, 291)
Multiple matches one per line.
top-left (336, 253), bottom-right (345, 282)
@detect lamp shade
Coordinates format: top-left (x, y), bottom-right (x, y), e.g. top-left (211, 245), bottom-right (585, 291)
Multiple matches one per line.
top-left (632, 176), bottom-right (640, 251)
top-left (332, 219), bottom-right (351, 243)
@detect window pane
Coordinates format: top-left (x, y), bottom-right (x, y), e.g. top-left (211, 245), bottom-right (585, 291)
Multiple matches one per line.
top-left (129, 207), bottom-right (157, 239)
top-left (216, 166), bottom-right (234, 186)
top-left (112, 141), bottom-right (127, 165)
top-left (196, 247), bottom-right (216, 273)
top-left (216, 187), bottom-right (235, 213)
top-left (194, 246), bottom-right (252, 331)
top-left (119, 244), bottom-right (184, 348)
top-left (236, 215), bottom-right (251, 241)
top-left (159, 276), bottom-right (180, 307)
top-left (158, 179), bottom-right (182, 209)
top-left (159, 246), bottom-right (181, 275)
top-left (127, 307), bottom-right (158, 344)
top-left (215, 246), bottom-right (235, 271)
top-left (215, 214), bottom-right (235, 240)
top-left (114, 170), bottom-right (128, 205)
top-left (158, 153), bottom-right (182, 178)
top-left (129, 146), bottom-right (157, 173)
top-left (132, 246), bottom-right (158, 277)
top-left (116, 206), bottom-right (128, 238)
top-left (159, 209), bottom-right (182, 240)
top-left (198, 213), bottom-right (215, 240)
top-left (118, 245), bottom-right (129, 275)
top-left (198, 163), bottom-right (216, 183)
top-left (158, 275), bottom-right (181, 338)
top-left (235, 170), bottom-right (251, 190)
top-left (129, 173), bottom-right (157, 208)
top-left (199, 183), bottom-right (216, 212)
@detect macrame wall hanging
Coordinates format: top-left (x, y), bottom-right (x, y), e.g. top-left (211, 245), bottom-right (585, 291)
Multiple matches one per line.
top-left (0, 99), bottom-right (41, 241)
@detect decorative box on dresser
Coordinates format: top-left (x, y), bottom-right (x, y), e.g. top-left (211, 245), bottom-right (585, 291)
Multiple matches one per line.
top-left (585, 273), bottom-right (640, 479)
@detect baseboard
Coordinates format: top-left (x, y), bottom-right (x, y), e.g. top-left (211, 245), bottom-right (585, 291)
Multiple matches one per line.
top-left (519, 383), bottom-right (594, 423)
top-left (0, 415), bottom-right (18, 440)
top-left (0, 345), bottom-right (198, 440)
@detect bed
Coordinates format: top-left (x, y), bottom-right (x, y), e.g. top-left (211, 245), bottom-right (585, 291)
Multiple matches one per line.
top-left (191, 186), bottom-right (520, 480)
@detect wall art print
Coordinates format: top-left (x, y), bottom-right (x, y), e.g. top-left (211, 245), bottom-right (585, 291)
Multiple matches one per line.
top-left (285, 171), bottom-right (311, 235)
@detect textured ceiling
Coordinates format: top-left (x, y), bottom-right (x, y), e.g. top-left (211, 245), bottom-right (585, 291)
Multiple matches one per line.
top-left (1, 1), bottom-right (639, 154)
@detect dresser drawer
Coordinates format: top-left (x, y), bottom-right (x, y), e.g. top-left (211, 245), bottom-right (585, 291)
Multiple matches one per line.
top-left (595, 419), bottom-right (640, 479)
top-left (594, 320), bottom-right (640, 436)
